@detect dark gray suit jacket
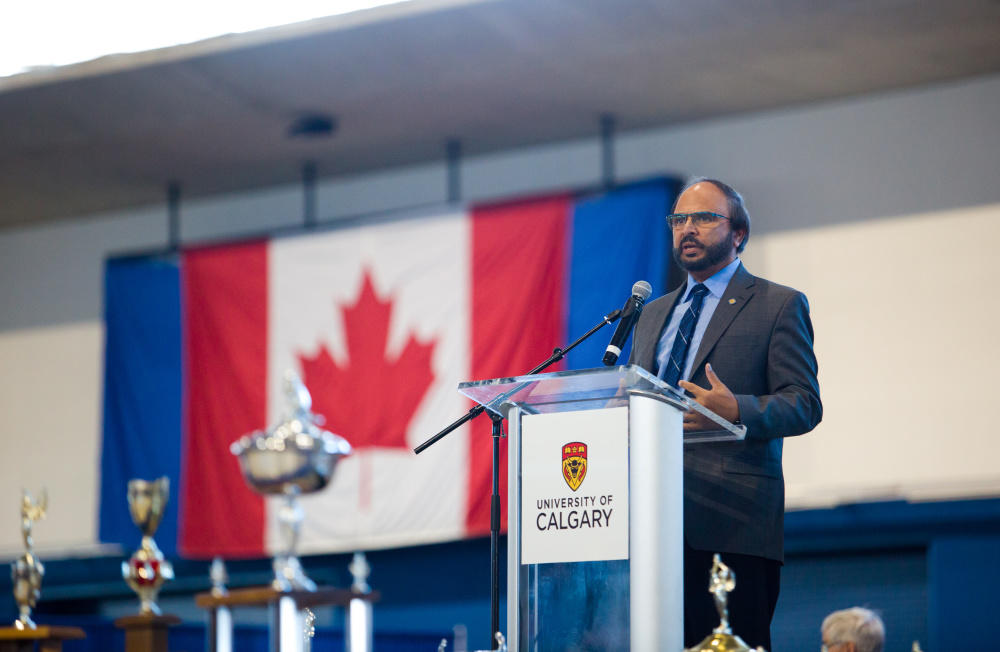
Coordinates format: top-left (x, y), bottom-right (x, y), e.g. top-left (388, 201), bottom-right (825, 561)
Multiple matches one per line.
top-left (628, 263), bottom-right (821, 562)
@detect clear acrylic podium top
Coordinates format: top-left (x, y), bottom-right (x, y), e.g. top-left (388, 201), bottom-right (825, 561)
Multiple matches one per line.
top-left (458, 364), bottom-right (745, 442)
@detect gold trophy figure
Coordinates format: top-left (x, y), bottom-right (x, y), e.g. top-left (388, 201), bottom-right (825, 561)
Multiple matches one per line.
top-left (684, 554), bottom-right (767, 652)
top-left (11, 489), bottom-right (47, 630)
top-left (710, 554), bottom-right (737, 633)
top-left (121, 477), bottom-right (175, 615)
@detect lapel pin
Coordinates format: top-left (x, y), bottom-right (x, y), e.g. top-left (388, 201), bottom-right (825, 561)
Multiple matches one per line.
top-left (728, 298), bottom-right (736, 305)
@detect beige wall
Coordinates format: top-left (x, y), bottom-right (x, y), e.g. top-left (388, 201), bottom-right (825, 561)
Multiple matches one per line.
top-left (0, 323), bottom-right (105, 554)
top-left (745, 202), bottom-right (1000, 507)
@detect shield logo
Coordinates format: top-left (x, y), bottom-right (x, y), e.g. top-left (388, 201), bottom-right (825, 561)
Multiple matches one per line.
top-left (562, 442), bottom-right (588, 491)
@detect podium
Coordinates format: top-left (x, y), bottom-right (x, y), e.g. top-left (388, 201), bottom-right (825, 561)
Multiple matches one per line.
top-left (459, 365), bottom-right (744, 651)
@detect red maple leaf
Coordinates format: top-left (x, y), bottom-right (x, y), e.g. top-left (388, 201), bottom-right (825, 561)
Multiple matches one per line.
top-left (297, 269), bottom-right (437, 458)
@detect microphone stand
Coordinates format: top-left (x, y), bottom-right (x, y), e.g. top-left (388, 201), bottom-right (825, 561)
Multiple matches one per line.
top-left (414, 308), bottom-right (622, 649)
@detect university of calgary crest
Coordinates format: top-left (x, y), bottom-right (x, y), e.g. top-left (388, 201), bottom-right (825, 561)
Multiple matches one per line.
top-left (562, 442), bottom-right (588, 492)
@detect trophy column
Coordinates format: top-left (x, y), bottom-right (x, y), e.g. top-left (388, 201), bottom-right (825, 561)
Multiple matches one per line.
top-left (2, 491), bottom-right (86, 652)
top-left (116, 477), bottom-right (179, 652)
top-left (344, 552), bottom-right (374, 652)
top-left (204, 372), bottom-right (362, 651)
top-left (206, 558), bottom-right (234, 652)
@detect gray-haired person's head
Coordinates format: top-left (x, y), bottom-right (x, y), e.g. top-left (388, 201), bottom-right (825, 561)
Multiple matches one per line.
top-left (674, 177), bottom-right (751, 253)
top-left (821, 607), bottom-right (885, 652)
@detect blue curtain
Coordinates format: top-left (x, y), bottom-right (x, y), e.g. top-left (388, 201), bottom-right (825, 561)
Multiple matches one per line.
top-left (564, 178), bottom-right (679, 370)
top-left (99, 256), bottom-right (182, 556)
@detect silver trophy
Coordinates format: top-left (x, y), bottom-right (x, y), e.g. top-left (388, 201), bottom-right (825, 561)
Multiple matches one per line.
top-left (210, 557), bottom-right (229, 597)
top-left (231, 370), bottom-right (352, 591)
top-left (349, 551), bottom-right (371, 594)
top-left (11, 489), bottom-right (47, 630)
top-left (121, 476), bottom-right (175, 614)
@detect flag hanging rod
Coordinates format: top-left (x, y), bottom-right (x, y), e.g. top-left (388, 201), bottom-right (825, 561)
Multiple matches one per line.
top-left (446, 139), bottom-right (462, 204)
top-left (167, 180), bottom-right (181, 251)
top-left (303, 161), bottom-right (318, 229)
top-left (601, 113), bottom-right (616, 190)
top-left (114, 172), bottom-right (676, 263)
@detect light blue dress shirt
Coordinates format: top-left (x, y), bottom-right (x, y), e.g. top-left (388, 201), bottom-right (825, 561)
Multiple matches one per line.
top-left (656, 257), bottom-right (741, 382)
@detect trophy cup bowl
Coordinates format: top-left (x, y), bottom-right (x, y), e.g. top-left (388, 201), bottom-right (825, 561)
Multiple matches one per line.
top-left (121, 477), bottom-right (175, 615)
top-left (231, 371), bottom-right (351, 591)
top-left (232, 423), bottom-right (350, 496)
top-left (128, 477), bottom-right (168, 536)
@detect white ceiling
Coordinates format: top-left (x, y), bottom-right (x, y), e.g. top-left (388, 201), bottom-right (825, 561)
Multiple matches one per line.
top-left (2, 0), bottom-right (999, 228)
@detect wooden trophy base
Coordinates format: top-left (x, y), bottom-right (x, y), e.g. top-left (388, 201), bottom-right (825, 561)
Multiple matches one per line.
top-left (114, 614), bottom-right (181, 652)
top-left (0, 625), bottom-right (85, 652)
top-left (195, 585), bottom-right (376, 610)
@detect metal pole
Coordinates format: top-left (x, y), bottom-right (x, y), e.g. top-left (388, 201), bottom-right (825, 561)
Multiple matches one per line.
top-left (167, 181), bottom-right (181, 250)
top-left (446, 139), bottom-right (462, 203)
top-left (303, 161), bottom-right (318, 228)
top-left (490, 413), bottom-right (503, 649)
top-left (600, 114), bottom-right (616, 190)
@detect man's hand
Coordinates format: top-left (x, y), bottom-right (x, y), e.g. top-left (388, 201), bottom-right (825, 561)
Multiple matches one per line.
top-left (677, 363), bottom-right (739, 431)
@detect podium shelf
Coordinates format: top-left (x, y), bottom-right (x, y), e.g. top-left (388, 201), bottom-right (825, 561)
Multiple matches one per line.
top-left (459, 365), bottom-right (745, 441)
top-left (459, 365), bottom-right (681, 414)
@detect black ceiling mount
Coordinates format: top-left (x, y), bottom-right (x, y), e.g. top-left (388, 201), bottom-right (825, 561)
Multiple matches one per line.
top-left (288, 113), bottom-right (338, 138)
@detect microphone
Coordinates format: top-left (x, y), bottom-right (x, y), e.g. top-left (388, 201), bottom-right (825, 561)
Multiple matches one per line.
top-left (602, 280), bottom-right (653, 365)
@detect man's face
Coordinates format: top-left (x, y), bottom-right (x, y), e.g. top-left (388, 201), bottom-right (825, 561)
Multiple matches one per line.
top-left (671, 183), bottom-right (743, 277)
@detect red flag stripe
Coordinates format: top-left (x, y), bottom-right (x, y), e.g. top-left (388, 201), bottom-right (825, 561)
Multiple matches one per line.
top-left (468, 195), bottom-right (571, 535)
top-left (180, 241), bottom-right (268, 558)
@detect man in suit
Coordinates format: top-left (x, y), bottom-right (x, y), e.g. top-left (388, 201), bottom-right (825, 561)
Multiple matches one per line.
top-left (628, 178), bottom-right (822, 648)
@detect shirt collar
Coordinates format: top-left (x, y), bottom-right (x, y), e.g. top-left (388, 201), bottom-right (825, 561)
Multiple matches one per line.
top-left (683, 257), bottom-right (741, 301)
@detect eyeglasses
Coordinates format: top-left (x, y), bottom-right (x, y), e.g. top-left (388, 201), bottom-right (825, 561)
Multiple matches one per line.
top-left (666, 211), bottom-right (730, 230)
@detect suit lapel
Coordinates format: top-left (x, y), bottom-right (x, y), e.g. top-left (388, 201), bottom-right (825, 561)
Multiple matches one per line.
top-left (689, 264), bottom-right (756, 378)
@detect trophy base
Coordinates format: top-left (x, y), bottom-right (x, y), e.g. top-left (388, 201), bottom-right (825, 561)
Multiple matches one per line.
top-left (685, 631), bottom-right (764, 652)
top-left (114, 614), bottom-right (181, 652)
top-left (0, 625), bottom-right (85, 652)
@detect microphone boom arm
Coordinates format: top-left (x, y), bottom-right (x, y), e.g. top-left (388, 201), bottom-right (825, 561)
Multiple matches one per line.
top-left (413, 307), bottom-right (622, 455)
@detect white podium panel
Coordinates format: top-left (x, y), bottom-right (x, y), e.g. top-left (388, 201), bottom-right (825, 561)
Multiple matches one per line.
top-left (520, 407), bottom-right (630, 565)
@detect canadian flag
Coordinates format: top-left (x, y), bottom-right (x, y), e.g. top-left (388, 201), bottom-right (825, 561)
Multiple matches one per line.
top-left (98, 181), bottom-right (672, 558)
top-left (180, 200), bottom-right (571, 557)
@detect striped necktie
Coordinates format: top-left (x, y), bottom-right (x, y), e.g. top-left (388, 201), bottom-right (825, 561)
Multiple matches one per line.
top-left (660, 283), bottom-right (709, 388)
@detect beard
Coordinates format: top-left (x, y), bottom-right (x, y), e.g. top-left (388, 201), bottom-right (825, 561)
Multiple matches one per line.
top-left (673, 235), bottom-right (733, 272)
